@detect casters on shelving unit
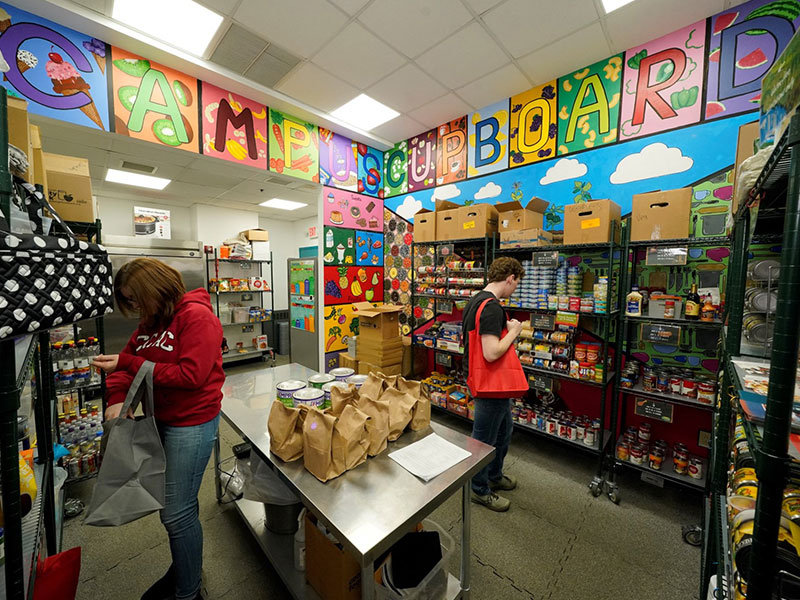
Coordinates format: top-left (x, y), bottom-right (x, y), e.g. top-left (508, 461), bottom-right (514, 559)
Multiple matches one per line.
top-left (681, 524), bottom-right (702, 547)
top-left (588, 476), bottom-right (604, 497)
top-left (606, 481), bottom-right (620, 504)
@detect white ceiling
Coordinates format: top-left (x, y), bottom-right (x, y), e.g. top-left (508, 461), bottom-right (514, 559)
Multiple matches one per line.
top-left (33, 115), bottom-right (320, 221)
top-left (56, 0), bottom-right (747, 144)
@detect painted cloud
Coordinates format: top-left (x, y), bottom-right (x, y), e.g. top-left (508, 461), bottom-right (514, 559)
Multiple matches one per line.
top-left (431, 184), bottom-right (461, 202)
top-left (539, 158), bottom-right (588, 185)
top-left (474, 182), bottom-right (501, 200)
top-left (610, 143), bottom-right (693, 184)
top-left (396, 195), bottom-right (423, 220)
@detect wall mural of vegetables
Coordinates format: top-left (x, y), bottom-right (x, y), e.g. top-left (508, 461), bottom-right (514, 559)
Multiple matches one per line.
top-left (324, 266), bottom-right (383, 305)
top-left (323, 302), bottom-right (380, 353)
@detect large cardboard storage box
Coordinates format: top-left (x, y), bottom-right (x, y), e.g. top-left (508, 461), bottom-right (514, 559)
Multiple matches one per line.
top-left (43, 153), bottom-right (96, 223)
top-left (240, 228), bottom-right (269, 241)
top-left (8, 97), bottom-right (33, 183)
top-left (458, 203), bottom-right (498, 238)
top-left (358, 361), bottom-right (402, 376)
top-left (496, 198), bottom-right (548, 232)
top-left (305, 512), bottom-right (361, 600)
top-left (358, 336), bottom-right (403, 365)
top-left (631, 189), bottom-right (692, 242)
top-left (353, 303), bottom-right (402, 340)
top-left (435, 200), bottom-right (461, 241)
top-left (499, 228), bottom-right (553, 249)
top-left (563, 199), bottom-right (621, 245)
top-left (732, 121), bottom-right (760, 216)
top-left (338, 352), bottom-right (358, 370)
top-left (414, 209), bottom-right (436, 242)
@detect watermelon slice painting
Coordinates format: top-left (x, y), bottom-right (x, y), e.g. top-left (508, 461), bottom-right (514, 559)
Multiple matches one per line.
top-left (706, 101), bottom-right (726, 117)
top-left (713, 11), bottom-right (738, 34)
top-left (750, 93), bottom-right (762, 104)
top-left (736, 48), bottom-right (769, 70)
top-left (709, 48), bottom-right (721, 62)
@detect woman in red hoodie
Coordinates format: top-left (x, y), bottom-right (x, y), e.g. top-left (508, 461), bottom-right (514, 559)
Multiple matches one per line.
top-left (93, 257), bottom-right (224, 600)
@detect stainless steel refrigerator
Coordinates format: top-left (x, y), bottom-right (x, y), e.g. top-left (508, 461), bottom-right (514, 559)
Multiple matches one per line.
top-left (102, 235), bottom-right (206, 353)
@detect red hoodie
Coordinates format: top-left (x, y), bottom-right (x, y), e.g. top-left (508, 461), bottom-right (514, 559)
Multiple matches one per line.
top-left (105, 288), bottom-right (225, 426)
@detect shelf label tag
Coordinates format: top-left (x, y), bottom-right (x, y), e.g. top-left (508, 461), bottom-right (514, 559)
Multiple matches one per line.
top-left (527, 373), bottom-right (553, 392)
top-left (533, 251), bottom-right (559, 267)
top-left (640, 323), bottom-right (680, 344)
top-left (634, 398), bottom-right (674, 423)
top-left (645, 246), bottom-right (688, 266)
top-left (556, 311), bottom-right (579, 328)
top-left (532, 313), bottom-right (556, 330)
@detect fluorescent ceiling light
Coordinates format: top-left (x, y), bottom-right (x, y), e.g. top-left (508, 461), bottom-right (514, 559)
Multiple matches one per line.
top-left (601, 0), bottom-right (636, 13)
top-left (106, 168), bottom-right (171, 190)
top-left (112, 0), bottom-right (224, 56)
top-left (330, 94), bottom-right (400, 131)
top-left (259, 198), bottom-right (307, 211)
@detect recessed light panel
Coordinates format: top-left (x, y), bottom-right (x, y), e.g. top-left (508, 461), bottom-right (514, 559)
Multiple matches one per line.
top-left (259, 198), bottom-right (307, 210)
top-left (106, 168), bottom-right (170, 190)
top-left (330, 94), bottom-right (400, 131)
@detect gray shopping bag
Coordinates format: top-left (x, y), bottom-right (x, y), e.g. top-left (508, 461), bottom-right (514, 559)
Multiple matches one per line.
top-left (85, 361), bottom-right (166, 526)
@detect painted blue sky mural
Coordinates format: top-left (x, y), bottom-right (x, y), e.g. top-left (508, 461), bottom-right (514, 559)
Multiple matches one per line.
top-left (385, 112), bottom-right (756, 227)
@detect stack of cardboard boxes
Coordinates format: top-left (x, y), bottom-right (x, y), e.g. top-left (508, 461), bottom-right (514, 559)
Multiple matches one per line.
top-left (413, 199), bottom-right (501, 242)
top-left (497, 198), bottom-right (552, 248)
top-left (352, 303), bottom-right (403, 376)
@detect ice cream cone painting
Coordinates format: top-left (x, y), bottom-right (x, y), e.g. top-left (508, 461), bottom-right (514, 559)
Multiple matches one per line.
top-left (0, 1), bottom-right (110, 130)
top-left (110, 46), bottom-right (198, 152)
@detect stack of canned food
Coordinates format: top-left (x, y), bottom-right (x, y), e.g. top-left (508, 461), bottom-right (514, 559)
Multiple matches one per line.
top-left (516, 324), bottom-right (607, 383)
top-left (621, 362), bottom-right (717, 404)
top-left (276, 369), bottom-right (367, 411)
top-left (615, 425), bottom-right (703, 478)
top-left (511, 400), bottom-right (601, 448)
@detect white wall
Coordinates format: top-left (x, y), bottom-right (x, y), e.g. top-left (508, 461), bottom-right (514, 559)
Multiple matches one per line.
top-left (257, 215), bottom-right (318, 311)
top-left (97, 196), bottom-right (193, 240)
top-left (192, 204), bottom-right (260, 248)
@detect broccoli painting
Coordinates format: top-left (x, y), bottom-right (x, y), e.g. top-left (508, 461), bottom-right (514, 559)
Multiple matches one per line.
top-left (572, 181), bottom-right (593, 203)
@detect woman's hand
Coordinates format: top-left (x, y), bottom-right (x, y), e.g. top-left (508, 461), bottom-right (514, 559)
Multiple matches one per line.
top-left (92, 354), bottom-right (120, 374)
top-left (105, 403), bottom-right (134, 421)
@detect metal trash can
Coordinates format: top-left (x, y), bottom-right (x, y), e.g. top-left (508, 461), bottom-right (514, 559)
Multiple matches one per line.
top-left (264, 502), bottom-right (303, 534)
top-left (277, 320), bottom-right (290, 355)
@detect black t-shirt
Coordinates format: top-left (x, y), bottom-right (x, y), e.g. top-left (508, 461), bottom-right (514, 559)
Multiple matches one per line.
top-left (462, 290), bottom-right (506, 375)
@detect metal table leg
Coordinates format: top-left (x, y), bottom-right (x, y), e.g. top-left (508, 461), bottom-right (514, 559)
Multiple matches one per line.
top-left (461, 481), bottom-right (471, 599)
top-left (361, 560), bottom-right (375, 600)
top-left (213, 430), bottom-right (222, 503)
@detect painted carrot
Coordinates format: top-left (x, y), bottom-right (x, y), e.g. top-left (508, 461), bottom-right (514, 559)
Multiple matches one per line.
top-left (272, 123), bottom-right (284, 150)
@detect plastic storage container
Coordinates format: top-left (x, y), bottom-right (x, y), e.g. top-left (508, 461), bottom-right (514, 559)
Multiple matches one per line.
top-left (232, 307), bottom-right (250, 324)
top-left (375, 519), bottom-right (455, 600)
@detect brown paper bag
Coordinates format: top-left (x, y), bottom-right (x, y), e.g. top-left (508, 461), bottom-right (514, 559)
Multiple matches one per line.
top-left (268, 402), bottom-right (308, 462)
top-left (355, 394), bottom-right (390, 456)
top-left (330, 383), bottom-right (359, 416)
top-left (381, 387), bottom-right (418, 441)
top-left (358, 372), bottom-right (386, 401)
top-left (399, 377), bottom-right (430, 431)
top-left (331, 405), bottom-right (370, 473)
top-left (378, 372), bottom-right (399, 389)
top-left (302, 408), bottom-right (341, 482)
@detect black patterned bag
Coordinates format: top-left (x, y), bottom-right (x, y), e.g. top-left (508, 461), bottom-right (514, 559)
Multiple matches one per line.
top-left (0, 179), bottom-right (114, 339)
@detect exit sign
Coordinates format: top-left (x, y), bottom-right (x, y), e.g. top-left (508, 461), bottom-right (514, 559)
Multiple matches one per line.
top-left (308, 226), bottom-right (318, 239)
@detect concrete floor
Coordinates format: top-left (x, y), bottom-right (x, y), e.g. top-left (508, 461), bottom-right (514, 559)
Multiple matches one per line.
top-left (63, 357), bottom-right (701, 600)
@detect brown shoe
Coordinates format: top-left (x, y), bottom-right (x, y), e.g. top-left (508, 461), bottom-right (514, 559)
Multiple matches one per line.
top-left (471, 491), bottom-right (511, 512)
top-left (489, 475), bottom-right (517, 491)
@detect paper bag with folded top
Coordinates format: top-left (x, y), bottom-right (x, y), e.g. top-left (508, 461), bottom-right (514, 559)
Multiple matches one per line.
top-left (358, 372), bottom-right (386, 401)
top-left (331, 404), bottom-right (371, 473)
top-left (399, 377), bottom-right (431, 432)
top-left (268, 401), bottom-right (308, 462)
top-left (381, 386), bottom-right (418, 442)
top-left (303, 408), bottom-right (340, 482)
top-left (355, 393), bottom-right (390, 457)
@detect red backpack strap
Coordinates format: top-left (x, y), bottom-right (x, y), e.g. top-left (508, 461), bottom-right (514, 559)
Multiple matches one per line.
top-left (474, 298), bottom-right (494, 336)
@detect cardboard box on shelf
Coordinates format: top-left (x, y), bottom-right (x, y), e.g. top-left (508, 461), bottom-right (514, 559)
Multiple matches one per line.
top-left (352, 303), bottom-right (403, 340)
top-left (43, 153), bottom-right (96, 223)
top-left (435, 200), bottom-right (461, 241)
top-left (732, 121), bottom-right (760, 216)
top-left (495, 198), bottom-right (549, 232)
top-left (459, 203), bottom-right (498, 239)
top-left (240, 228), bottom-right (269, 241)
top-left (251, 241), bottom-right (271, 260)
top-left (414, 209), bottom-right (436, 242)
top-left (358, 361), bottom-right (401, 376)
top-left (339, 352), bottom-right (358, 370)
top-left (357, 335), bottom-right (403, 365)
top-left (563, 199), bottom-right (621, 245)
top-left (305, 512), bottom-right (362, 600)
top-left (499, 228), bottom-right (553, 249)
top-left (29, 125), bottom-right (49, 200)
top-left (8, 97), bottom-right (33, 183)
top-left (630, 188), bottom-right (691, 242)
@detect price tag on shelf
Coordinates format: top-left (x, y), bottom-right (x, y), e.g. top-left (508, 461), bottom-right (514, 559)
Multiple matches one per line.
top-left (533, 251), bottom-right (559, 267)
top-left (527, 373), bottom-right (553, 393)
top-left (533, 350), bottom-right (553, 360)
top-left (532, 313), bottom-right (556, 330)
top-left (556, 311), bottom-right (579, 328)
top-left (645, 246), bottom-right (688, 266)
top-left (436, 299), bottom-right (454, 314)
top-left (640, 323), bottom-right (680, 344)
top-left (435, 352), bottom-right (453, 368)
top-left (634, 398), bottom-right (674, 422)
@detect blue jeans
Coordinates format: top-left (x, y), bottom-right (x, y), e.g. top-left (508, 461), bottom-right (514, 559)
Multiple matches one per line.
top-left (470, 398), bottom-right (513, 496)
top-left (157, 414), bottom-right (220, 599)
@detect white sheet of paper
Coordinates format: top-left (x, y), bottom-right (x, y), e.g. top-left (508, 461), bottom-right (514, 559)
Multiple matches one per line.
top-left (389, 433), bottom-right (472, 482)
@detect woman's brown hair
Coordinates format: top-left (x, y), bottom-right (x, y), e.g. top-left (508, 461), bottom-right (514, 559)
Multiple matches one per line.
top-left (114, 258), bottom-right (186, 332)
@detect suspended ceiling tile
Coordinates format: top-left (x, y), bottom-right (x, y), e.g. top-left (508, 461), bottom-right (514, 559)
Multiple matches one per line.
top-left (456, 63), bottom-right (529, 109)
top-left (328, 0), bottom-right (371, 15)
top-left (108, 137), bottom-right (198, 167)
top-left (368, 115), bottom-right (426, 143)
top-left (210, 24), bottom-right (269, 74)
top-left (245, 50), bottom-right (300, 88)
top-left (234, 0), bottom-right (348, 58)
top-left (416, 22), bottom-right (510, 90)
top-left (173, 167), bottom-right (245, 190)
top-left (358, 0), bottom-right (473, 58)
top-left (276, 62), bottom-right (359, 113)
top-left (408, 93), bottom-right (472, 130)
top-left (195, 0), bottom-right (241, 16)
top-left (604, 0), bottom-right (724, 54)
top-left (313, 23), bottom-right (406, 89)
top-left (517, 21), bottom-right (611, 85)
top-left (483, 0), bottom-right (600, 59)
top-left (461, 0), bottom-right (506, 15)
top-left (365, 63), bottom-right (447, 113)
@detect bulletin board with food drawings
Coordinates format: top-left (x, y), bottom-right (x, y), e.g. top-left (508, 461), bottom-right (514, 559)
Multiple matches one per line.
top-left (323, 226), bottom-right (355, 267)
top-left (355, 230), bottom-right (383, 267)
top-left (383, 208), bottom-right (414, 335)
top-left (200, 81), bottom-right (267, 169)
top-left (111, 46), bottom-right (199, 151)
top-left (324, 266), bottom-right (383, 305)
top-left (268, 108), bottom-right (319, 182)
top-left (289, 259), bottom-right (315, 332)
top-left (324, 302), bottom-right (377, 354)
top-left (323, 186), bottom-right (383, 232)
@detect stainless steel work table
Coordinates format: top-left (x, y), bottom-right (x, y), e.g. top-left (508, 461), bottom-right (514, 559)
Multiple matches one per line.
top-left (213, 363), bottom-right (495, 600)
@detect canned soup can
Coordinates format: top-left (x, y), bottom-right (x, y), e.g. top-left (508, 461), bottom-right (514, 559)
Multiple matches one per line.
top-left (276, 380), bottom-right (306, 407)
top-left (292, 388), bottom-right (325, 409)
top-left (329, 367), bottom-right (355, 382)
top-left (308, 373), bottom-right (335, 389)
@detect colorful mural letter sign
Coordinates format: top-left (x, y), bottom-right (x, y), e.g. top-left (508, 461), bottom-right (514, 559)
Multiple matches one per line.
top-left (407, 128), bottom-right (437, 192)
top-left (357, 143), bottom-right (384, 198)
top-left (268, 108), bottom-right (319, 182)
top-left (705, 0), bottom-right (800, 120)
top-left (0, 2), bottom-right (110, 130)
top-left (620, 21), bottom-right (707, 140)
top-left (436, 116), bottom-right (467, 185)
top-left (383, 141), bottom-right (408, 198)
top-left (468, 99), bottom-right (509, 177)
top-left (200, 81), bottom-right (267, 168)
top-left (557, 55), bottom-right (623, 154)
top-left (319, 128), bottom-right (357, 191)
top-left (322, 186), bottom-right (384, 232)
top-left (509, 82), bottom-right (557, 167)
top-left (111, 47), bottom-right (198, 151)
